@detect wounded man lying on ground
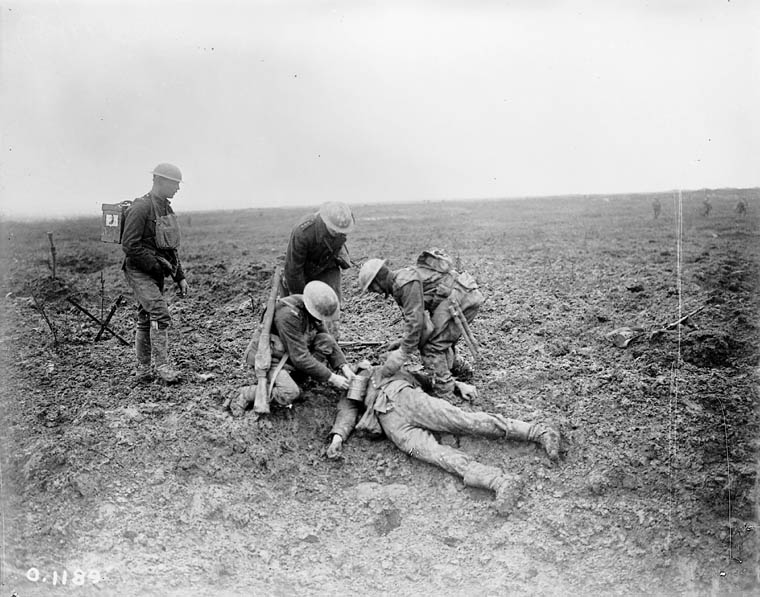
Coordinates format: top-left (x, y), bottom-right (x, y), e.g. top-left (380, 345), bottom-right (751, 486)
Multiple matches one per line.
top-left (327, 364), bottom-right (560, 516)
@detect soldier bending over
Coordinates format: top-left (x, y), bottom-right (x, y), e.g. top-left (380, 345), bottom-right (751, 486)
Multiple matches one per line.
top-left (358, 249), bottom-right (483, 401)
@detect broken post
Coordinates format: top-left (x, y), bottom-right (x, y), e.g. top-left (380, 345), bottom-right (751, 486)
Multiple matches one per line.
top-left (46, 232), bottom-right (57, 279)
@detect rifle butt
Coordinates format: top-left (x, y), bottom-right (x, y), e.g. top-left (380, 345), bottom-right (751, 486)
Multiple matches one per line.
top-left (253, 372), bottom-right (270, 413)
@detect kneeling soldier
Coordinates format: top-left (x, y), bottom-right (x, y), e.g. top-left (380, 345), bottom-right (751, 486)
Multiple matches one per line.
top-left (232, 281), bottom-right (354, 416)
top-left (358, 249), bottom-right (483, 400)
top-left (327, 365), bottom-right (560, 516)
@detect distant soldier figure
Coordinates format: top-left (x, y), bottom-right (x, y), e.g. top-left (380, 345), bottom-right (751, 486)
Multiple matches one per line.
top-left (281, 202), bottom-right (355, 337)
top-left (735, 200), bottom-right (747, 215)
top-left (327, 365), bottom-right (561, 517)
top-left (358, 249), bottom-right (484, 401)
top-left (121, 163), bottom-right (189, 383)
top-left (652, 198), bottom-right (661, 219)
top-left (701, 197), bottom-right (712, 217)
top-left (232, 281), bottom-right (354, 416)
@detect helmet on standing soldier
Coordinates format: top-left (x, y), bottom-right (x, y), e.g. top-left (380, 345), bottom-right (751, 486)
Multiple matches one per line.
top-left (319, 202), bottom-right (354, 235)
top-left (303, 281), bottom-right (340, 322)
top-left (151, 163), bottom-right (183, 183)
top-left (358, 258), bottom-right (386, 294)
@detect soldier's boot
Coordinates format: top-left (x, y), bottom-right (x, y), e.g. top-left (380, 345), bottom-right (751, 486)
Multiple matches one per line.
top-left (134, 328), bottom-right (153, 381)
top-left (229, 385), bottom-right (256, 417)
top-left (527, 422), bottom-right (561, 461)
top-left (495, 417), bottom-right (561, 461)
top-left (150, 323), bottom-right (181, 384)
top-left (463, 463), bottom-right (524, 517)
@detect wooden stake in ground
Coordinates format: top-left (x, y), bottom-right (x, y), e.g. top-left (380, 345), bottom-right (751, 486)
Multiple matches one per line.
top-left (46, 232), bottom-right (57, 279)
top-left (31, 293), bottom-right (59, 346)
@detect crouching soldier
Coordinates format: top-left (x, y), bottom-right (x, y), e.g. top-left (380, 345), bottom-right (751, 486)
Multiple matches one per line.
top-left (231, 281), bottom-right (354, 416)
top-left (326, 365), bottom-right (560, 516)
top-left (358, 249), bottom-right (483, 400)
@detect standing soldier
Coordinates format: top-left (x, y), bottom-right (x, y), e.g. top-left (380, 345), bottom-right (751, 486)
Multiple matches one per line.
top-left (122, 163), bottom-right (189, 383)
top-left (231, 281), bottom-right (354, 416)
top-left (652, 197), bottom-right (661, 219)
top-left (358, 249), bottom-right (483, 401)
top-left (735, 199), bottom-right (747, 215)
top-left (281, 202), bottom-right (354, 337)
top-left (701, 196), bottom-right (712, 217)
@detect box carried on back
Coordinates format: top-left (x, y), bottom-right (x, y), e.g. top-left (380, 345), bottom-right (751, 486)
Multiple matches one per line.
top-left (101, 201), bottom-right (133, 243)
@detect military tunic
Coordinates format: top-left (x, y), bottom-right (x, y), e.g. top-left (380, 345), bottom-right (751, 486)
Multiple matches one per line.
top-left (389, 265), bottom-right (483, 398)
top-left (281, 212), bottom-right (350, 300)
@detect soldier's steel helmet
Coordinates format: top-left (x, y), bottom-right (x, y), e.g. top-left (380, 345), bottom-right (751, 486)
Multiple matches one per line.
top-left (319, 202), bottom-right (354, 234)
top-left (303, 281), bottom-right (340, 322)
top-left (358, 258), bottom-right (386, 294)
top-left (151, 163), bottom-right (183, 183)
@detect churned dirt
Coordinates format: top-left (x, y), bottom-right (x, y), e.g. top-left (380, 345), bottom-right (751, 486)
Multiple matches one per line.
top-left (1, 191), bottom-right (758, 596)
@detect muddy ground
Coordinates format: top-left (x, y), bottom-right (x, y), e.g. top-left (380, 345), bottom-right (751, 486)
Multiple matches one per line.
top-left (1, 190), bottom-right (758, 596)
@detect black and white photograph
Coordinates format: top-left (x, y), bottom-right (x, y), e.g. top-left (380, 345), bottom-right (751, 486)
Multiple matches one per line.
top-left (1, 1), bottom-right (758, 595)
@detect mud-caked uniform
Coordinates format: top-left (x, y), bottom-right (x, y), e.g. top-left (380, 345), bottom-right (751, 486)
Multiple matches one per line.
top-left (281, 212), bottom-right (351, 301)
top-left (389, 260), bottom-right (483, 399)
top-left (330, 368), bottom-right (558, 513)
top-left (257, 295), bottom-right (349, 407)
top-left (122, 192), bottom-right (185, 372)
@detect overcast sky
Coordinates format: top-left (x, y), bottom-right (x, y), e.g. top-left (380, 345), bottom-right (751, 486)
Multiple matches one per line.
top-left (1, 0), bottom-right (758, 218)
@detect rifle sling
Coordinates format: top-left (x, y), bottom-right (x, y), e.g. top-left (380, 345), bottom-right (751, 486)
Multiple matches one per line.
top-left (267, 354), bottom-right (290, 398)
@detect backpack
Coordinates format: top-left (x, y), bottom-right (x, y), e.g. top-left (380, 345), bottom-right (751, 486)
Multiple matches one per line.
top-left (416, 248), bottom-right (453, 274)
top-left (414, 248), bottom-right (456, 305)
top-left (414, 248), bottom-right (479, 308)
top-left (101, 200), bottom-right (133, 243)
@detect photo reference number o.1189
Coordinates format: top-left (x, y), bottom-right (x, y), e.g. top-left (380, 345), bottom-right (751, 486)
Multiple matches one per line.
top-left (26, 567), bottom-right (102, 586)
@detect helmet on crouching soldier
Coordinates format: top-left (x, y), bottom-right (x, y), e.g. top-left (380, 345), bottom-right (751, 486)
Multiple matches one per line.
top-left (303, 281), bottom-right (340, 322)
top-left (358, 258), bottom-right (386, 294)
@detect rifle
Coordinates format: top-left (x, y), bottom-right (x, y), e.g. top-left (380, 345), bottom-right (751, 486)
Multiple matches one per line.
top-left (338, 340), bottom-right (384, 350)
top-left (253, 265), bottom-right (283, 414)
top-left (448, 297), bottom-right (480, 362)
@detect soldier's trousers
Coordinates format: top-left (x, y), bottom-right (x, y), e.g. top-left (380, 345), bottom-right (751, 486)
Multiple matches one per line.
top-left (420, 287), bottom-right (483, 398)
top-left (377, 386), bottom-right (527, 480)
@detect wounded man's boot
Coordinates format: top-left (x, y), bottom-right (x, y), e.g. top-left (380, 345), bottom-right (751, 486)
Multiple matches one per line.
top-left (527, 423), bottom-right (561, 461)
top-left (150, 323), bottom-right (181, 384)
top-left (464, 462), bottom-right (525, 517)
top-left (494, 416), bottom-right (561, 462)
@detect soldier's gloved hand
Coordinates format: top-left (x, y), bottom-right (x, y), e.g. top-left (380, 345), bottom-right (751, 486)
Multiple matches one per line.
top-left (326, 434), bottom-right (343, 459)
top-left (455, 381), bottom-right (478, 401)
top-left (177, 279), bottom-right (189, 297)
top-left (328, 373), bottom-right (350, 390)
top-left (381, 348), bottom-right (406, 377)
